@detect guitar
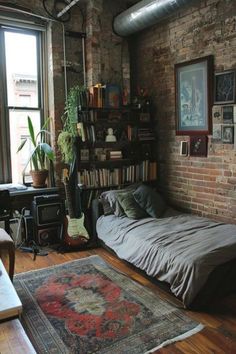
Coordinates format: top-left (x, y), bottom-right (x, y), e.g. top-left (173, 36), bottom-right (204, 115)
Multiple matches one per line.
top-left (63, 169), bottom-right (89, 247)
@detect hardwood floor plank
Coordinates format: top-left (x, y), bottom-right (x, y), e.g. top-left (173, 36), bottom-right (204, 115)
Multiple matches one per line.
top-left (1, 247), bottom-right (236, 353)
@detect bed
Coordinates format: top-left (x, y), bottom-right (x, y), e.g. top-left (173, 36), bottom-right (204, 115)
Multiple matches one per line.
top-left (92, 184), bottom-right (236, 310)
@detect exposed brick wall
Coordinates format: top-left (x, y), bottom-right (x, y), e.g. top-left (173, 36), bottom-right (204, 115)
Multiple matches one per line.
top-left (130, 0), bottom-right (236, 223)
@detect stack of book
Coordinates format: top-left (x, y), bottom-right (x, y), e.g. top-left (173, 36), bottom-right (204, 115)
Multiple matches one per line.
top-left (109, 151), bottom-right (122, 160)
top-left (138, 128), bottom-right (155, 141)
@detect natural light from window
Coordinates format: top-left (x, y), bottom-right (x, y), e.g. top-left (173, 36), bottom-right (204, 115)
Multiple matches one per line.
top-left (4, 31), bottom-right (41, 183)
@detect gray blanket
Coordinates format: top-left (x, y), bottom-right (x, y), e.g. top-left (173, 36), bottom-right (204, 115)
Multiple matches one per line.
top-left (96, 213), bottom-right (236, 307)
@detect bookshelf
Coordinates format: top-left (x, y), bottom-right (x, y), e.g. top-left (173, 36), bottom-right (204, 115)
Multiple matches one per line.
top-left (75, 84), bottom-right (157, 239)
top-left (76, 101), bottom-right (157, 214)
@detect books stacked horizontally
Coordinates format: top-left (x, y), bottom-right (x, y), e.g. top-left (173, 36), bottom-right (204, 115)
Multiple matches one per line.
top-left (138, 128), bottom-right (155, 141)
top-left (109, 151), bottom-right (122, 160)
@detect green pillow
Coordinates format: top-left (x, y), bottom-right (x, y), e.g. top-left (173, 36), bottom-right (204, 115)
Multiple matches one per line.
top-left (116, 191), bottom-right (148, 219)
top-left (133, 184), bottom-right (167, 218)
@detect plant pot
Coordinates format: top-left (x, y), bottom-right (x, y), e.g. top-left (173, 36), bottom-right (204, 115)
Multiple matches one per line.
top-left (30, 169), bottom-right (48, 188)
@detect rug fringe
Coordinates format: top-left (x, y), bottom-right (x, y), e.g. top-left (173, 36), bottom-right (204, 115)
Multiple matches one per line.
top-left (144, 323), bottom-right (204, 353)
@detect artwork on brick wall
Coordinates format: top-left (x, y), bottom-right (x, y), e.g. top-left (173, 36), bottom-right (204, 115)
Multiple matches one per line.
top-left (175, 55), bottom-right (213, 136)
top-left (189, 136), bottom-right (208, 157)
top-left (222, 125), bottom-right (234, 144)
top-left (214, 70), bottom-right (235, 104)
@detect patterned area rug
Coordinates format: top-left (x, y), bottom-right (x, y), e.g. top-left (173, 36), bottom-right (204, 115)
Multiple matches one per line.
top-left (14, 255), bottom-right (203, 354)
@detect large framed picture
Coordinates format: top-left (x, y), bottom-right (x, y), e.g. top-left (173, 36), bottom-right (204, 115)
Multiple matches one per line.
top-left (214, 70), bottom-right (235, 104)
top-left (175, 55), bottom-right (213, 135)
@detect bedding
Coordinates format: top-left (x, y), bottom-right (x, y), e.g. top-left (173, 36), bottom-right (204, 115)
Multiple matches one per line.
top-left (96, 212), bottom-right (236, 308)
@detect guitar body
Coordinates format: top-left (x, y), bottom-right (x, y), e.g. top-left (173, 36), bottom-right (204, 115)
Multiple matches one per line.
top-left (63, 214), bottom-right (89, 247)
top-left (62, 168), bottom-right (90, 248)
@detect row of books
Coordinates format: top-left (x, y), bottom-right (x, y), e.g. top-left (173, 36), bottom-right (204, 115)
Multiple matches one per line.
top-left (77, 161), bottom-right (157, 187)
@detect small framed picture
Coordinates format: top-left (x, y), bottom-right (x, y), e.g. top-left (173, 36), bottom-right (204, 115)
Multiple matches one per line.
top-left (212, 105), bottom-right (222, 124)
top-left (212, 125), bottom-right (222, 143)
top-left (214, 70), bottom-right (236, 104)
top-left (190, 136), bottom-right (208, 157)
top-left (222, 105), bottom-right (234, 123)
top-left (222, 125), bottom-right (234, 144)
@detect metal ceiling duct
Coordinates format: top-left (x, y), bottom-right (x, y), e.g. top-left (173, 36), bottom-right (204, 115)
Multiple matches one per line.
top-left (113, 0), bottom-right (196, 37)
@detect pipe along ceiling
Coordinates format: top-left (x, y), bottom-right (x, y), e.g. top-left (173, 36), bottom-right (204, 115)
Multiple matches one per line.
top-left (113, 0), bottom-right (196, 37)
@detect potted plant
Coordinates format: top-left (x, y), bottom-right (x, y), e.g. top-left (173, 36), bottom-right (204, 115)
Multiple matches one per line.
top-left (17, 116), bottom-right (54, 188)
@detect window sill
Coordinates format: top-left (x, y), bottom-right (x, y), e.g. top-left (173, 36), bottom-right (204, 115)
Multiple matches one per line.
top-left (9, 186), bottom-right (58, 197)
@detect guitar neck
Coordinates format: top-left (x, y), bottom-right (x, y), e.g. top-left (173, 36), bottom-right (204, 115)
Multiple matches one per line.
top-left (64, 181), bottom-right (75, 218)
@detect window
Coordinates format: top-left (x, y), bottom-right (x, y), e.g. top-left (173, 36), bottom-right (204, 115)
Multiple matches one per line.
top-left (0, 25), bottom-right (45, 184)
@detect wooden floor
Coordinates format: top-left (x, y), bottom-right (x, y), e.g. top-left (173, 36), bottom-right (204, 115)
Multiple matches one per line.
top-left (1, 247), bottom-right (236, 353)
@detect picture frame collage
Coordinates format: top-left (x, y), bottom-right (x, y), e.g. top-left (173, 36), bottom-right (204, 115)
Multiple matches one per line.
top-left (175, 56), bottom-right (236, 156)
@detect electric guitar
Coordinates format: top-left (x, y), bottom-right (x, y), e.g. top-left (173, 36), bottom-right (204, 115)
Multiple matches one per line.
top-left (63, 169), bottom-right (89, 247)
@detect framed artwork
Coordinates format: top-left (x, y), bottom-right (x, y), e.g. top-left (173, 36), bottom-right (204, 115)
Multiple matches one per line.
top-left (189, 136), bottom-right (208, 157)
top-left (212, 124), bottom-right (222, 143)
top-left (212, 105), bottom-right (222, 124)
top-left (175, 55), bottom-right (213, 135)
top-left (222, 105), bottom-right (233, 123)
top-left (214, 70), bottom-right (235, 104)
top-left (222, 125), bottom-right (234, 144)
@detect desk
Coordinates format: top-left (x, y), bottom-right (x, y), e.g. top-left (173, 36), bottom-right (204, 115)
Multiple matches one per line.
top-left (9, 187), bottom-right (60, 212)
top-left (0, 260), bottom-right (22, 321)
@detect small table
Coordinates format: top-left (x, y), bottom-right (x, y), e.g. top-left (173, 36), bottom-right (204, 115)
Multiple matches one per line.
top-left (0, 260), bottom-right (22, 321)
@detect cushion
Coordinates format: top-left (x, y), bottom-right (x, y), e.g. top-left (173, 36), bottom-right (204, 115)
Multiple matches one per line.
top-left (116, 191), bottom-right (148, 219)
top-left (133, 184), bottom-right (167, 218)
top-left (100, 184), bottom-right (139, 217)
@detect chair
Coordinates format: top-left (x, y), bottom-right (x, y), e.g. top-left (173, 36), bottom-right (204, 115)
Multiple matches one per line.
top-left (0, 190), bottom-right (11, 234)
top-left (0, 190), bottom-right (15, 280)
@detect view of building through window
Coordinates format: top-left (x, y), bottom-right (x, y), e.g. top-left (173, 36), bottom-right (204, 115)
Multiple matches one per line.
top-left (4, 30), bottom-right (41, 183)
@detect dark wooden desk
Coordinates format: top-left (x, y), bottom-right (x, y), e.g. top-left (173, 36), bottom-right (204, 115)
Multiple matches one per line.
top-left (9, 187), bottom-right (60, 212)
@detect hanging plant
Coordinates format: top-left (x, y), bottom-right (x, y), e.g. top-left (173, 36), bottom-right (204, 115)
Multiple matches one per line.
top-left (58, 85), bottom-right (87, 166)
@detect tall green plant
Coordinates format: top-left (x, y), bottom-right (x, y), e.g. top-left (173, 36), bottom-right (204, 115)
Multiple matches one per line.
top-left (58, 85), bottom-right (87, 167)
top-left (17, 116), bottom-right (54, 171)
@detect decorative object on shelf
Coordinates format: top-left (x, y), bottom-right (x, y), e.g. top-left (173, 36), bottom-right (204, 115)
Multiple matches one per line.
top-left (132, 87), bottom-right (151, 112)
top-left (175, 55), bottom-right (213, 135)
top-left (214, 70), bottom-right (235, 104)
top-left (17, 116), bottom-right (54, 188)
top-left (105, 84), bottom-right (121, 108)
top-left (105, 128), bottom-right (117, 142)
top-left (189, 136), bottom-right (208, 157)
top-left (222, 125), bottom-right (234, 144)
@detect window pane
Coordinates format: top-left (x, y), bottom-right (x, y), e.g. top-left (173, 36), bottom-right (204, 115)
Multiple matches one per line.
top-left (9, 110), bottom-right (41, 184)
top-left (4, 31), bottom-right (39, 108)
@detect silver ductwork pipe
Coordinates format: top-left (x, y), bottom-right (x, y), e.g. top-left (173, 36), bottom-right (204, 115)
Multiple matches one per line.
top-left (113, 0), bottom-right (196, 37)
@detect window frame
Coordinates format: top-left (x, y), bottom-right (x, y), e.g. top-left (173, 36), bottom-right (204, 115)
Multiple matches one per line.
top-left (0, 23), bottom-right (46, 184)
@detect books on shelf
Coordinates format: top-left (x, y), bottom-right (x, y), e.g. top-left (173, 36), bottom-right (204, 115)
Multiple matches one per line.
top-left (77, 160), bottom-right (157, 188)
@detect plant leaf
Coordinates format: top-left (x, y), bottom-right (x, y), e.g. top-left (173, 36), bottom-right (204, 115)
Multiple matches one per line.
top-left (16, 139), bottom-right (27, 152)
top-left (39, 143), bottom-right (55, 161)
top-left (27, 116), bottom-right (36, 147)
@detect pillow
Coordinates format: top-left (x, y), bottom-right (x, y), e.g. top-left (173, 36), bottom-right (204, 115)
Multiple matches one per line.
top-left (100, 184), bottom-right (139, 217)
top-left (116, 191), bottom-right (148, 219)
top-left (133, 184), bottom-right (167, 218)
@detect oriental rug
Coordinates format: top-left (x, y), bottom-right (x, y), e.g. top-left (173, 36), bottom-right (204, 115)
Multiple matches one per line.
top-left (14, 255), bottom-right (203, 354)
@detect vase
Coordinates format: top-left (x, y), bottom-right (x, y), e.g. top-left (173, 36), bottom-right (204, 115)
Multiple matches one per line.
top-left (30, 169), bottom-right (48, 188)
